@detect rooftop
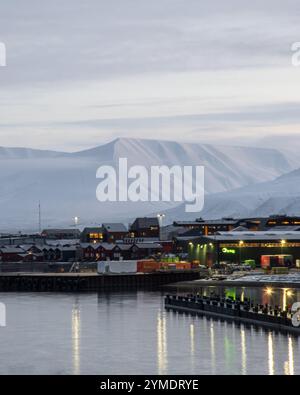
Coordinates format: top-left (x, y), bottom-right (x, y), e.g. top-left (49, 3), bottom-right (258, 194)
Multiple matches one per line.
top-left (102, 223), bottom-right (128, 233)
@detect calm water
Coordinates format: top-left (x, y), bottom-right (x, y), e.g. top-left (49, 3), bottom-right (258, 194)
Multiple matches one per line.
top-left (0, 289), bottom-right (299, 375)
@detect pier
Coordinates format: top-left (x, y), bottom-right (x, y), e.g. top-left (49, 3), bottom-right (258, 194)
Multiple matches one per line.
top-left (0, 270), bottom-right (201, 292)
top-left (165, 294), bottom-right (300, 335)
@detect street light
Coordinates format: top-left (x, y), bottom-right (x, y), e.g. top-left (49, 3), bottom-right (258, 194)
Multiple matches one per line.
top-left (265, 287), bottom-right (273, 296)
top-left (281, 239), bottom-right (286, 255)
top-left (74, 216), bottom-right (79, 227)
top-left (239, 241), bottom-right (244, 265)
top-left (157, 214), bottom-right (165, 241)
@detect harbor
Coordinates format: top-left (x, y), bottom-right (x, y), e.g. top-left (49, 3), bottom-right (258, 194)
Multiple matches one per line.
top-left (0, 290), bottom-right (299, 375)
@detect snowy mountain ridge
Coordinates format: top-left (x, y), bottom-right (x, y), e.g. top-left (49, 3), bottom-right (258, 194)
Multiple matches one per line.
top-left (0, 137), bottom-right (298, 231)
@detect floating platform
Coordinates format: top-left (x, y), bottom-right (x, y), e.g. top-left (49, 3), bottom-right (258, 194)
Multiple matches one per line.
top-left (0, 270), bottom-right (200, 292)
top-left (165, 294), bottom-right (300, 335)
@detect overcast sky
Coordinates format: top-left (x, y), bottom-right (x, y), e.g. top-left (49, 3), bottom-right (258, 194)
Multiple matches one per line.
top-left (0, 0), bottom-right (300, 151)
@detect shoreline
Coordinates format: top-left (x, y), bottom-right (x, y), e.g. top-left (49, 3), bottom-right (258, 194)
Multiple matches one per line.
top-left (164, 278), bottom-right (300, 289)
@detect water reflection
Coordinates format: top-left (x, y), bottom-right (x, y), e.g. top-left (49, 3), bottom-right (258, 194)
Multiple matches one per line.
top-left (240, 327), bottom-right (247, 375)
top-left (190, 323), bottom-right (195, 356)
top-left (157, 310), bottom-right (168, 374)
top-left (191, 285), bottom-right (299, 309)
top-left (268, 332), bottom-right (274, 375)
top-left (284, 337), bottom-right (295, 375)
top-left (72, 300), bottom-right (81, 375)
top-left (210, 321), bottom-right (216, 375)
top-left (0, 291), bottom-right (300, 375)
top-left (240, 288), bottom-right (245, 303)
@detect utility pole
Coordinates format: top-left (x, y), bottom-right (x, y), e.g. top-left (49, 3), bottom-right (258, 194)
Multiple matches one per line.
top-left (38, 201), bottom-right (42, 234)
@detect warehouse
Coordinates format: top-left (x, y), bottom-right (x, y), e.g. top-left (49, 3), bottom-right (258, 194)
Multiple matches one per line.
top-left (182, 231), bottom-right (300, 267)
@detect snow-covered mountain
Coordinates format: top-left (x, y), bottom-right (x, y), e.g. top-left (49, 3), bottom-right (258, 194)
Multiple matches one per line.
top-left (163, 167), bottom-right (300, 222)
top-left (0, 137), bottom-right (297, 231)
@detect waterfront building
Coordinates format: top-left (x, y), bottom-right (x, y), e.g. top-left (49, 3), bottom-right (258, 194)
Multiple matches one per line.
top-left (80, 241), bottom-right (163, 261)
top-left (178, 231), bottom-right (300, 267)
top-left (173, 217), bottom-right (259, 235)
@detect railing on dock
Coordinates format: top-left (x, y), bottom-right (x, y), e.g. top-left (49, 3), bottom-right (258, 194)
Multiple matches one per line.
top-left (165, 294), bottom-right (296, 331)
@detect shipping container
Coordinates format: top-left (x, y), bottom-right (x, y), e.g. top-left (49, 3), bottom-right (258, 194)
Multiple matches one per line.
top-left (160, 261), bottom-right (192, 270)
top-left (261, 255), bottom-right (293, 269)
top-left (137, 260), bottom-right (161, 273)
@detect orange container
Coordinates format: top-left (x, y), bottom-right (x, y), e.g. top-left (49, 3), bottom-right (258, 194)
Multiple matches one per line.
top-left (175, 261), bottom-right (191, 270)
top-left (137, 260), bottom-right (161, 273)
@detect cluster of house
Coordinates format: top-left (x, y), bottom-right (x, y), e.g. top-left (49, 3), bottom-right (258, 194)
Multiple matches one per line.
top-left (0, 218), bottom-right (171, 263)
top-left (2, 215), bottom-right (300, 266)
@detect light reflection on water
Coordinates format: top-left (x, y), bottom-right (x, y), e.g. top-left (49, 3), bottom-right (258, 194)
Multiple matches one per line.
top-left (0, 289), bottom-right (299, 375)
top-left (268, 332), bottom-right (274, 375)
top-left (72, 299), bottom-right (80, 375)
top-left (157, 310), bottom-right (168, 375)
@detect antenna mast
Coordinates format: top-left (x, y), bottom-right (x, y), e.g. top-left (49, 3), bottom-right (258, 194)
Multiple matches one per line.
top-left (38, 201), bottom-right (42, 234)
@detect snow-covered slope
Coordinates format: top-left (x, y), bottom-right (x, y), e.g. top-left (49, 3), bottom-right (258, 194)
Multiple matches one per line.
top-left (69, 138), bottom-right (293, 193)
top-left (0, 147), bottom-right (62, 159)
top-left (163, 167), bottom-right (300, 222)
top-left (0, 137), bottom-right (296, 231)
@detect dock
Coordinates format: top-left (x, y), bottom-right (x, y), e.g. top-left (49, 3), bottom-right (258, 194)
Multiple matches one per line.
top-left (165, 294), bottom-right (300, 335)
top-left (0, 270), bottom-right (201, 292)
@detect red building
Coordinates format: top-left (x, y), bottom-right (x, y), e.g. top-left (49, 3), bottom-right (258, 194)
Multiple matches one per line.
top-left (0, 247), bottom-right (25, 262)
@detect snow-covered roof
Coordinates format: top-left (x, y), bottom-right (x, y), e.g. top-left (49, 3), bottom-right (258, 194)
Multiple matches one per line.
top-left (102, 223), bottom-right (128, 232)
top-left (204, 231), bottom-right (300, 241)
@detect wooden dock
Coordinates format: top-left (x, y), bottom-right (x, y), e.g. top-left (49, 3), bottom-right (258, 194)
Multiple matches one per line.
top-left (0, 270), bottom-right (201, 292)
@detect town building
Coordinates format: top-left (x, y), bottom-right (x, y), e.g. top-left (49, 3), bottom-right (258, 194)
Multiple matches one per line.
top-left (173, 217), bottom-right (259, 235)
top-left (41, 228), bottom-right (81, 240)
top-left (80, 242), bottom-right (163, 261)
top-left (0, 247), bottom-right (26, 262)
top-left (129, 217), bottom-right (160, 238)
top-left (80, 227), bottom-right (104, 243)
top-left (102, 223), bottom-right (128, 243)
top-left (179, 231), bottom-right (300, 267)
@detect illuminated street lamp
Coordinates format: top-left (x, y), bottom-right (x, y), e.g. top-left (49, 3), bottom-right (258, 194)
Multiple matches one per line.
top-left (74, 216), bottom-right (79, 227)
top-left (239, 240), bottom-right (244, 265)
top-left (282, 288), bottom-right (294, 310)
top-left (265, 287), bottom-right (273, 296)
top-left (281, 239), bottom-right (286, 255)
top-left (157, 214), bottom-right (165, 241)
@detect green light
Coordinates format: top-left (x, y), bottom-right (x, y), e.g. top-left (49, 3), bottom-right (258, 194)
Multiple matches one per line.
top-left (222, 247), bottom-right (236, 254)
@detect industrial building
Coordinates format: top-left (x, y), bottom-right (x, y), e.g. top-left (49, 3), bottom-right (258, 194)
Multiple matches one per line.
top-left (179, 231), bottom-right (300, 267)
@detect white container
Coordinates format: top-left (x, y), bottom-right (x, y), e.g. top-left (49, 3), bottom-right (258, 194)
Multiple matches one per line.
top-left (97, 260), bottom-right (137, 274)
